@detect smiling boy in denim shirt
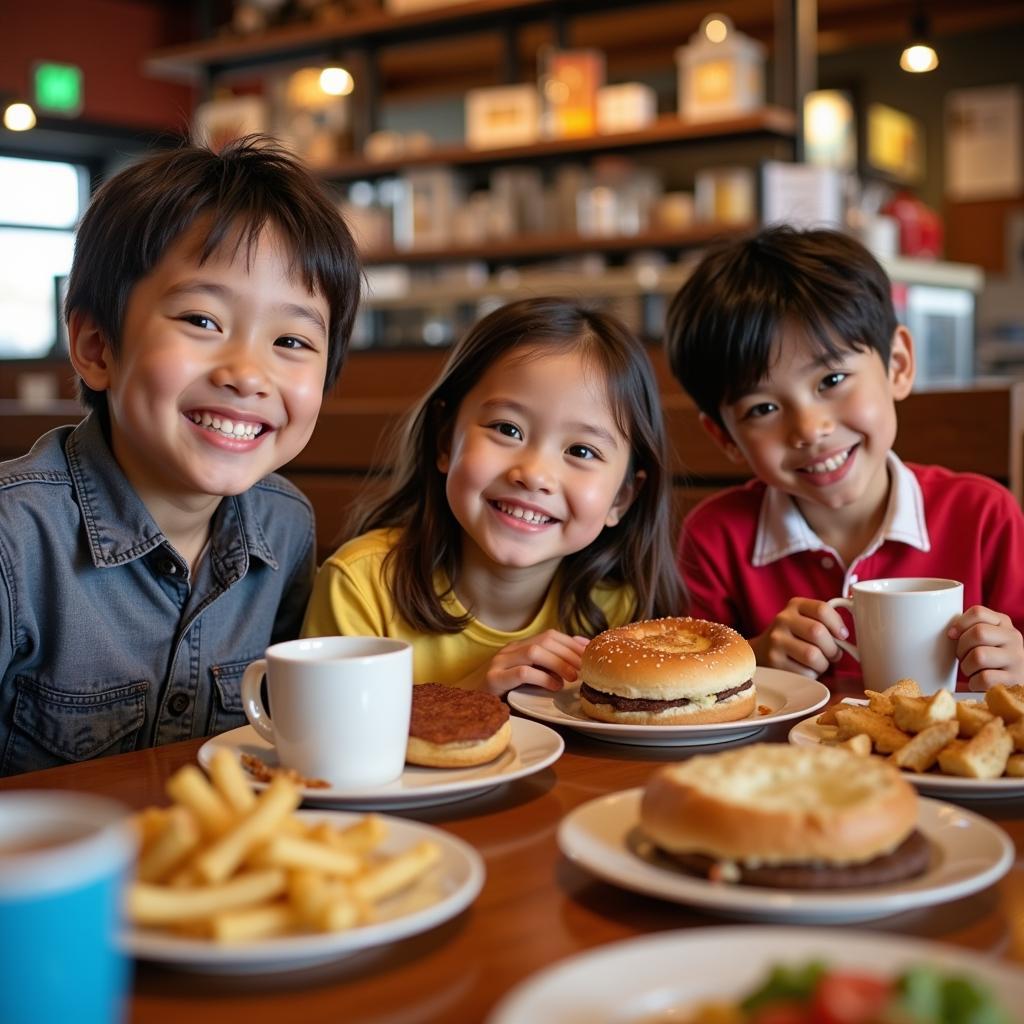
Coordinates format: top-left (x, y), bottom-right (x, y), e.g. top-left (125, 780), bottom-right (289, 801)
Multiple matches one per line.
top-left (0, 137), bottom-right (360, 774)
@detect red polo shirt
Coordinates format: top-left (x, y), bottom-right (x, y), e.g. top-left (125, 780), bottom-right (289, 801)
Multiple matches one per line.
top-left (678, 457), bottom-right (1024, 685)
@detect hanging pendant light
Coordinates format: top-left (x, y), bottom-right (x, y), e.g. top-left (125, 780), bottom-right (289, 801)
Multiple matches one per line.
top-left (900, 5), bottom-right (939, 73)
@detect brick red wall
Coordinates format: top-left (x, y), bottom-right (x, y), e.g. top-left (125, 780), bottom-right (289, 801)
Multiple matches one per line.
top-left (1, 0), bottom-right (195, 132)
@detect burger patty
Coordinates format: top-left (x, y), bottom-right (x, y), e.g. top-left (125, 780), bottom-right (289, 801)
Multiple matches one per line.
top-left (666, 829), bottom-right (931, 889)
top-left (579, 678), bottom-right (753, 714)
top-left (409, 683), bottom-right (509, 745)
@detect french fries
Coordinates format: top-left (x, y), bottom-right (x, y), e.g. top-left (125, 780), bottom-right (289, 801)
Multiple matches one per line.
top-left (818, 681), bottom-right (1024, 780)
top-left (127, 748), bottom-right (442, 943)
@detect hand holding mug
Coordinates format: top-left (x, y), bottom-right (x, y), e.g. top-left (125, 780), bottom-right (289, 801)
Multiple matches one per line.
top-left (948, 604), bottom-right (1024, 692)
top-left (749, 597), bottom-right (850, 678)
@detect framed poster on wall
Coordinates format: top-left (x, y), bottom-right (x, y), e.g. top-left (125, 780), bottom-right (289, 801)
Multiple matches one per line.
top-left (866, 103), bottom-right (923, 183)
top-left (945, 85), bottom-right (1023, 201)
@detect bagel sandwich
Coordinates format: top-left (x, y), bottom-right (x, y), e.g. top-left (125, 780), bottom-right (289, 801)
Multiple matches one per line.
top-left (579, 617), bottom-right (756, 725)
top-left (640, 743), bottom-right (929, 888)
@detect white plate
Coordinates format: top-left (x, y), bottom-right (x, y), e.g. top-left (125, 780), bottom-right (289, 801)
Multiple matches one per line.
top-left (507, 668), bottom-right (828, 747)
top-left (789, 696), bottom-right (1024, 798)
top-left (122, 809), bottom-right (484, 973)
top-left (557, 788), bottom-right (1013, 924)
top-left (487, 926), bottom-right (1024, 1024)
top-left (198, 717), bottom-right (563, 809)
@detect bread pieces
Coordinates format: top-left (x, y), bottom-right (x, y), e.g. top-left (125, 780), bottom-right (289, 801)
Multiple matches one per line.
top-left (936, 719), bottom-right (1013, 779)
top-left (891, 690), bottom-right (955, 733)
top-left (956, 701), bottom-right (995, 737)
top-left (1007, 719), bottom-right (1024, 752)
top-left (889, 720), bottom-right (958, 773)
top-left (841, 733), bottom-right (873, 758)
top-left (986, 684), bottom-right (1024, 723)
top-left (834, 706), bottom-right (910, 754)
top-left (826, 677), bottom-right (1022, 780)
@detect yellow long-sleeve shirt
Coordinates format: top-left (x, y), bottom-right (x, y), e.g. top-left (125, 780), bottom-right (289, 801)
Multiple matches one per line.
top-left (302, 529), bottom-right (635, 688)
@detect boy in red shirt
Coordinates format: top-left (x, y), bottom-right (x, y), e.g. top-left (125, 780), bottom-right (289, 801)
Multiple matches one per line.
top-left (665, 225), bottom-right (1024, 690)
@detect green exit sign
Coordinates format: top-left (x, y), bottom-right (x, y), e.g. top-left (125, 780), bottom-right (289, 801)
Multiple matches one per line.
top-left (33, 62), bottom-right (83, 116)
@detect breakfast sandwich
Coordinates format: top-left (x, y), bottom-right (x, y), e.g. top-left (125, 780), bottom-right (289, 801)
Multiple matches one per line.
top-left (640, 743), bottom-right (929, 888)
top-left (579, 617), bottom-right (756, 725)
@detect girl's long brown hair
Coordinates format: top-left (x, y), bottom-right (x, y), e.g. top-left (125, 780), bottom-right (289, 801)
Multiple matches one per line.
top-left (345, 298), bottom-right (684, 635)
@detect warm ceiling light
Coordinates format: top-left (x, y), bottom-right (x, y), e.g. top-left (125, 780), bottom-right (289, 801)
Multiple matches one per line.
top-left (900, 8), bottom-right (939, 73)
top-left (319, 66), bottom-right (353, 96)
top-left (900, 43), bottom-right (938, 73)
top-left (703, 16), bottom-right (730, 44)
top-left (3, 101), bottom-right (37, 131)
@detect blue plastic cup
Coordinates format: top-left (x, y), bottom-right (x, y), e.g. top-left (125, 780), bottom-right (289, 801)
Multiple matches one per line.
top-left (0, 791), bottom-right (137, 1024)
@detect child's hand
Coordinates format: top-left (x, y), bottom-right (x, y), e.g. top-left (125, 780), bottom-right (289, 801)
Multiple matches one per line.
top-left (483, 631), bottom-right (590, 696)
top-left (948, 605), bottom-right (1024, 692)
top-left (750, 598), bottom-right (849, 678)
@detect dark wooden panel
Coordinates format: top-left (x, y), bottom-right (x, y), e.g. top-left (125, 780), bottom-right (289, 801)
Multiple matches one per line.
top-left (0, 384), bottom-right (1012, 521)
top-left (894, 386), bottom-right (1010, 480)
top-left (282, 470), bottom-right (388, 564)
top-left (291, 400), bottom-right (405, 472)
top-left (944, 197), bottom-right (1024, 273)
top-left (0, 401), bottom-right (84, 461)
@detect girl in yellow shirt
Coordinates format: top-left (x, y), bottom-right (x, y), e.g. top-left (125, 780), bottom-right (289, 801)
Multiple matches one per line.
top-left (303, 297), bottom-right (683, 693)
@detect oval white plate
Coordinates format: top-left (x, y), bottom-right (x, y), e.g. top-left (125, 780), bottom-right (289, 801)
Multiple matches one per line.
top-left (198, 717), bottom-right (563, 809)
top-left (122, 810), bottom-right (484, 973)
top-left (789, 697), bottom-right (1024, 798)
top-left (508, 668), bottom-right (828, 747)
top-left (557, 788), bottom-right (1013, 924)
top-left (487, 926), bottom-right (1024, 1024)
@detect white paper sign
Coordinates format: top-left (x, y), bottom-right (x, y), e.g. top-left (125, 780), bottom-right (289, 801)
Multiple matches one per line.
top-left (760, 161), bottom-right (844, 229)
top-left (945, 85), bottom-right (1023, 201)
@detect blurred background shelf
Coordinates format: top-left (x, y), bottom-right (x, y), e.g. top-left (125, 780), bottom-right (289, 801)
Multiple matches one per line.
top-left (314, 109), bottom-right (797, 180)
top-left (361, 222), bottom-right (755, 264)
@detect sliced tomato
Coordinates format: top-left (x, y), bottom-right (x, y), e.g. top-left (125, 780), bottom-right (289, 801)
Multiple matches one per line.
top-left (750, 1002), bottom-right (812, 1024)
top-left (809, 972), bottom-right (892, 1024)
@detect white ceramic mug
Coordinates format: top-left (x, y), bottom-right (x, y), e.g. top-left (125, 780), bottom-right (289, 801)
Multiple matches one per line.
top-left (826, 578), bottom-right (964, 695)
top-left (241, 636), bottom-right (413, 787)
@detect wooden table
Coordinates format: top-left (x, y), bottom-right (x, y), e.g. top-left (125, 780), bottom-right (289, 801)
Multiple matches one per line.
top-left (1, 713), bottom-right (1021, 1024)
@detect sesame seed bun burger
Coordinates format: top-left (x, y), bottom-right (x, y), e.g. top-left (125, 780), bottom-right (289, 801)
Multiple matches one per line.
top-left (640, 744), bottom-right (929, 888)
top-left (578, 617), bottom-right (756, 725)
top-left (406, 683), bottom-right (512, 768)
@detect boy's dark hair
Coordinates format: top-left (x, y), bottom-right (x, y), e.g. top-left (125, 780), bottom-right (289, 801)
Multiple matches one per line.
top-left (665, 225), bottom-right (898, 428)
top-left (65, 135), bottom-right (361, 413)
top-left (348, 297), bottom-right (683, 636)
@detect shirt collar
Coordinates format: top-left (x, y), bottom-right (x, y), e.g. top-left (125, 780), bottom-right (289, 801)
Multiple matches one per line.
top-left (66, 413), bottom-right (278, 573)
top-left (752, 451), bottom-right (930, 567)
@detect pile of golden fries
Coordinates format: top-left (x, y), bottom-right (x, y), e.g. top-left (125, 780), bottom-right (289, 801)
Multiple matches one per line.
top-left (127, 750), bottom-right (441, 943)
top-left (818, 680), bottom-right (1024, 779)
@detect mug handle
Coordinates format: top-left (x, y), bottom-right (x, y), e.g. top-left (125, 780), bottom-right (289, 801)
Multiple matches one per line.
top-left (241, 658), bottom-right (275, 745)
top-left (825, 597), bottom-right (860, 662)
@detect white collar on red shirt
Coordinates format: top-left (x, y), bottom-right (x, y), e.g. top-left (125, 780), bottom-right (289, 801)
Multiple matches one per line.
top-left (752, 451), bottom-right (931, 567)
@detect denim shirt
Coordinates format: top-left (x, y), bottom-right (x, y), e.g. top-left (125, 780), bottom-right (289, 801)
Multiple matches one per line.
top-left (0, 414), bottom-right (315, 776)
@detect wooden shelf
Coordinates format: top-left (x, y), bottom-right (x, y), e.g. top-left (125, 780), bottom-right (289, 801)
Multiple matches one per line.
top-left (146, 0), bottom-right (618, 81)
top-left (362, 221), bottom-right (752, 265)
top-left (318, 108), bottom-right (795, 180)
top-left (362, 262), bottom-right (690, 308)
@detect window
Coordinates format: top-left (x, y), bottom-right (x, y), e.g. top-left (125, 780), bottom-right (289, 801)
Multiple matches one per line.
top-left (0, 156), bottom-right (87, 358)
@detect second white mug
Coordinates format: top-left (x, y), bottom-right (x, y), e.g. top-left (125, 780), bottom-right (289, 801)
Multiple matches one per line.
top-left (241, 636), bottom-right (413, 787)
top-left (827, 577), bottom-right (964, 695)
